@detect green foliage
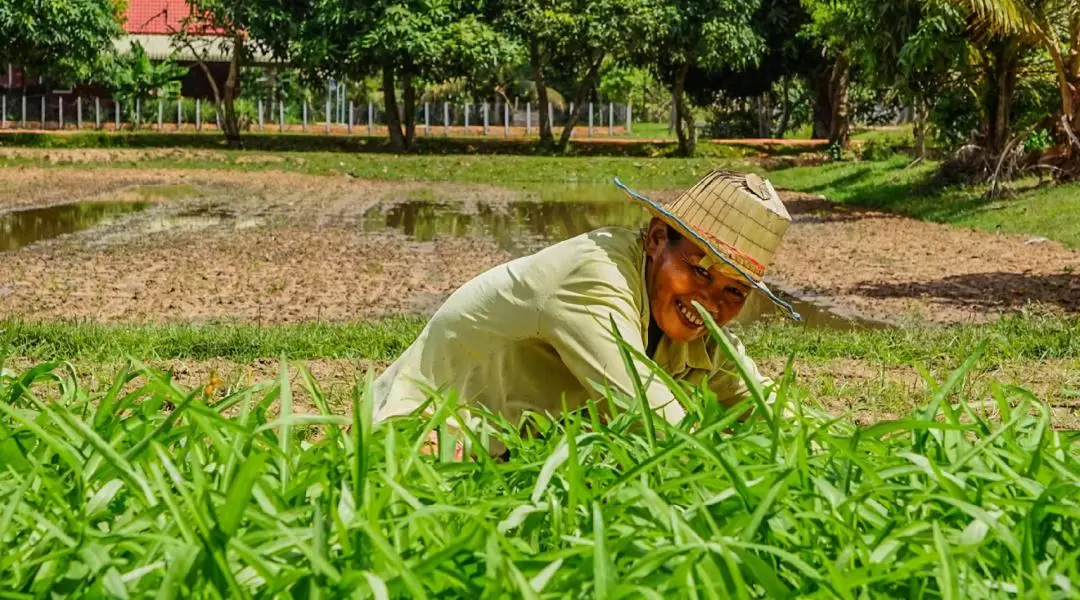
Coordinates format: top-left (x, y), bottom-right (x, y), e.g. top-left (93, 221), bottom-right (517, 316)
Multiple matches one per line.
top-left (0, 0), bottom-right (123, 84)
top-left (1, 323), bottom-right (1078, 596)
top-left (107, 42), bottom-right (187, 104)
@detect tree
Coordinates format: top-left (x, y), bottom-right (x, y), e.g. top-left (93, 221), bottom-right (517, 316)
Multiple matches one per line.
top-left (492, 0), bottom-right (668, 150)
top-left (276, 0), bottom-right (514, 151)
top-left (684, 0), bottom-right (816, 140)
top-left (953, 0), bottom-right (1080, 178)
top-left (652, 0), bottom-right (763, 155)
top-left (0, 0), bottom-right (123, 85)
top-left (172, 0), bottom-right (288, 146)
top-left (799, 0), bottom-right (860, 147)
top-left (108, 41), bottom-right (188, 127)
top-left (842, 0), bottom-right (968, 158)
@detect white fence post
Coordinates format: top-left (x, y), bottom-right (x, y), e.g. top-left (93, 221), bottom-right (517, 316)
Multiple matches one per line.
top-left (2, 95), bottom-right (7, 129)
top-left (626, 102), bottom-right (632, 134)
top-left (482, 102), bottom-right (488, 135)
top-left (526, 102), bottom-right (531, 135)
top-left (116, 99), bottom-right (121, 130)
top-left (95, 97), bottom-right (100, 129)
top-left (325, 85), bottom-right (331, 134)
top-left (21, 94), bottom-right (26, 127)
top-left (443, 102), bottom-right (449, 136)
top-left (548, 102), bottom-right (553, 131)
top-left (464, 104), bottom-right (469, 134)
top-left (158, 99), bottom-right (163, 130)
top-left (302, 101), bottom-right (308, 131)
top-left (348, 101), bottom-right (353, 134)
top-left (424, 102), bottom-right (430, 136)
top-left (367, 101), bottom-right (373, 136)
top-left (40, 95), bottom-right (45, 128)
top-left (58, 97), bottom-right (63, 129)
top-left (195, 99), bottom-right (200, 131)
top-left (258, 98), bottom-right (264, 131)
top-left (135, 98), bottom-right (141, 129)
top-left (77, 97), bottom-right (82, 129)
top-left (588, 102), bottom-right (593, 136)
top-left (279, 101), bottom-right (285, 133)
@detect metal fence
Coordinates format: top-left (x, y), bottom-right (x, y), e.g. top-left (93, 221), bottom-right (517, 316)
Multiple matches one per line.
top-left (0, 92), bottom-right (634, 137)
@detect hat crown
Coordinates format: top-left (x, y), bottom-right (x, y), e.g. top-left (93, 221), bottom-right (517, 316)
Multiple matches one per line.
top-left (662, 170), bottom-right (791, 279)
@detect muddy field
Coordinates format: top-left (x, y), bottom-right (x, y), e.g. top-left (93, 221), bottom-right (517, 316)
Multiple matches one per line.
top-left (2, 166), bottom-right (1079, 325)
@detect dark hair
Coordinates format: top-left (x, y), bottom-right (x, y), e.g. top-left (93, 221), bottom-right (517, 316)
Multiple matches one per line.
top-left (665, 224), bottom-right (683, 245)
top-left (641, 221), bottom-right (685, 247)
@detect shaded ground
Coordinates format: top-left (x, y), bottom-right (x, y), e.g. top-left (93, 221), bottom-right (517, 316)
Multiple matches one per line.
top-left (6, 356), bottom-right (1076, 429)
top-left (1, 167), bottom-right (1079, 325)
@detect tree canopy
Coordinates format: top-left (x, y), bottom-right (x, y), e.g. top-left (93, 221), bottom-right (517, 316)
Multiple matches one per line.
top-left (0, 0), bottom-right (124, 85)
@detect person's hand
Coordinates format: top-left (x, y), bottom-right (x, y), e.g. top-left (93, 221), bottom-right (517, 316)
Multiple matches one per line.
top-left (421, 429), bottom-right (464, 461)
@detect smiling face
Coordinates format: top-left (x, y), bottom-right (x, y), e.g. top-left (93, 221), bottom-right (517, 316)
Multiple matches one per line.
top-left (643, 218), bottom-right (752, 343)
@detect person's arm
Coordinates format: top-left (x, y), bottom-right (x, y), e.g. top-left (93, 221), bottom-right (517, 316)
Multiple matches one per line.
top-left (538, 263), bottom-right (686, 424)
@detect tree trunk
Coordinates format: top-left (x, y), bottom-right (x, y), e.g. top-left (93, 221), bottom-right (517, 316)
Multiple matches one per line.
top-left (982, 41), bottom-right (1019, 157)
top-left (672, 62), bottom-right (694, 156)
top-left (775, 77), bottom-right (791, 139)
top-left (403, 72), bottom-right (416, 150)
top-left (913, 95), bottom-right (928, 159)
top-left (811, 65), bottom-right (831, 140)
top-left (221, 34), bottom-right (243, 147)
top-left (811, 55), bottom-right (850, 146)
top-left (828, 53), bottom-right (850, 147)
top-left (382, 65), bottom-right (405, 151)
top-left (529, 40), bottom-right (554, 147)
top-left (555, 55), bottom-right (604, 151)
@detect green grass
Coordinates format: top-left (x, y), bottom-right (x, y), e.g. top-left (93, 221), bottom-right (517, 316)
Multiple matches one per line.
top-left (1, 318), bottom-right (1077, 597)
top-left (4, 314), bottom-right (1078, 367)
top-left (765, 156), bottom-right (1080, 248)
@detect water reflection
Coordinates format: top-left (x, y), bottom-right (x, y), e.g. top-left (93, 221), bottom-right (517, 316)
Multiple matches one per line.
top-left (0, 202), bottom-right (151, 251)
top-left (364, 200), bottom-right (647, 255)
top-left (364, 200), bottom-right (887, 330)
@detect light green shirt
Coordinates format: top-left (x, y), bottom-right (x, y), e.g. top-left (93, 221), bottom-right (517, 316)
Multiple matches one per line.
top-left (373, 226), bottom-right (772, 429)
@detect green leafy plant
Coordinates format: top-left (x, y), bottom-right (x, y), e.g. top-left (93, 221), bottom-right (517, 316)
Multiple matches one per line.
top-left (2, 315), bottom-right (1077, 597)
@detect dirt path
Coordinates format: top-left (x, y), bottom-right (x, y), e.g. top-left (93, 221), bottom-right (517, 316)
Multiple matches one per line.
top-left (1, 166), bottom-right (1078, 325)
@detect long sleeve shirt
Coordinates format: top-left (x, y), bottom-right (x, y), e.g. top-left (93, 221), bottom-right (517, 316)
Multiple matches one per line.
top-left (373, 226), bottom-right (772, 436)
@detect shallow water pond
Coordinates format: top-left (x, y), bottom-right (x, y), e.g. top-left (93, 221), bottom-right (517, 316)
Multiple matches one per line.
top-left (0, 202), bottom-right (151, 251)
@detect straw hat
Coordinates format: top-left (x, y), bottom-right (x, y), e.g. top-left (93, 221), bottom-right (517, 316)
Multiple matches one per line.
top-left (614, 170), bottom-right (800, 320)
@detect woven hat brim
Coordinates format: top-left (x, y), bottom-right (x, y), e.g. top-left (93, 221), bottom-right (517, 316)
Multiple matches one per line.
top-left (614, 177), bottom-right (802, 322)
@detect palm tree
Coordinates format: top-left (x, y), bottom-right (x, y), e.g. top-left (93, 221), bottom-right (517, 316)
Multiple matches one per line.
top-left (954, 0), bottom-right (1080, 176)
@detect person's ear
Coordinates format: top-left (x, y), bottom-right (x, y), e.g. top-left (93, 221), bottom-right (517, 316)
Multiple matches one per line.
top-left (644, 218), bottom-right (668, 259)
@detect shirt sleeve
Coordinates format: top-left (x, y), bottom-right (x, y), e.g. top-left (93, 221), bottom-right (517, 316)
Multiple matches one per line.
top-left (707, 329), bottom-right (775, 410)
top-left (538, 259), bottom-right (685, 424)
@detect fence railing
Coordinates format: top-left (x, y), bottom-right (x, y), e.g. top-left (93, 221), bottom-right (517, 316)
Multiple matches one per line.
top-left (0, 93), bottom-right (635, 137)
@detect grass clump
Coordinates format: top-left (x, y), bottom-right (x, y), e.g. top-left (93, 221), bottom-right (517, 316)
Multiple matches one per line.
top-left (1, 320), bottom-right (1078, 597)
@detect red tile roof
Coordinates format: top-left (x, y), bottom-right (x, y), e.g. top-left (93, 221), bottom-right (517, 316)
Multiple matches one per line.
top-left (124, 0), bottom-right (222, 35)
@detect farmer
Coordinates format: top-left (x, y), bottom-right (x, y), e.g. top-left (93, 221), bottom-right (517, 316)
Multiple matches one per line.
top-left (372, 170), bottom-right (797, 451)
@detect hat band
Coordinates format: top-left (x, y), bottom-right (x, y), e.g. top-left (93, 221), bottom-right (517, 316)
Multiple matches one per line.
top-left (690, 225), bottom-right (767, 280)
